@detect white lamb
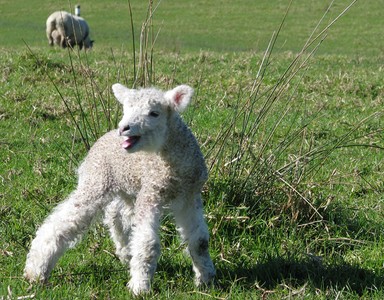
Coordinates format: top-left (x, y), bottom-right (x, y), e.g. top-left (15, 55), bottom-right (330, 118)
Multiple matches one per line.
top-left (46, 11), bottom-right (93, 50)
top-left (24, 84), bottom-right (216, 295)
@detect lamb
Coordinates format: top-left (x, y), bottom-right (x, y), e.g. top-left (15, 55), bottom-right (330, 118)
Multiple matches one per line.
top-left (24, 84), bottom-right (216, 295)
top-left (46, 11), bottom-right (93, 50)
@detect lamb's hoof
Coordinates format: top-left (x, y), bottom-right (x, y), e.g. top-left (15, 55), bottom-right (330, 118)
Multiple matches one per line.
top-left (195, 269), bottom-right (216, 287)
top-left (23, 269), bottom-right (46, 284)
top-left (115, 248), bottom-right (132, 265)
top-left (127, 279), bottom-right (151, 296)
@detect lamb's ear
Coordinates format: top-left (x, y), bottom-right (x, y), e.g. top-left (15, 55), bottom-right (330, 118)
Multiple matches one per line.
top-left (112, 83), bottom-right (135, 104)
top-left (164, 85), bottom-right (194, 113)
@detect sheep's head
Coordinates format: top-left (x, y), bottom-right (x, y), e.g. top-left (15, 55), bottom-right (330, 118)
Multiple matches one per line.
top-left (112, 83), bottom-right (194, 153)
top-left (85, 40), bottom-right (94, 49)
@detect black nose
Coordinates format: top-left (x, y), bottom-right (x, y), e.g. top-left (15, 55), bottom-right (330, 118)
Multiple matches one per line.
top-left (119, 125), bottom-right (130, 134)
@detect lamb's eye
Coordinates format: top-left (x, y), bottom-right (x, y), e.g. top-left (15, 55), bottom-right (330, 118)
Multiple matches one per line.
top-left (149, 111), bottom-right (159, 117)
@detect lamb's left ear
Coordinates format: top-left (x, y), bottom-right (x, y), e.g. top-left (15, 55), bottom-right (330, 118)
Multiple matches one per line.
top-left (112, 83), bottom-right (135, 104)
top-left (164, 85), bottom-right (194, 113)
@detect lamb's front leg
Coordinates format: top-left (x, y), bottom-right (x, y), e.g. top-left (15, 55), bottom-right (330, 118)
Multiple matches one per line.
top-left (128, 198), bottom-right (162, 295)
top-left (24, 189), bottom-right (105, 283)
top-left (173, 195), bottom-right (215, 286)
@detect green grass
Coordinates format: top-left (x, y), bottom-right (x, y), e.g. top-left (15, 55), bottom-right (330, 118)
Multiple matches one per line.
top-left (1, 0), bottom-right (383, 56)
top-left (1, 0), bottom-right (384, 299)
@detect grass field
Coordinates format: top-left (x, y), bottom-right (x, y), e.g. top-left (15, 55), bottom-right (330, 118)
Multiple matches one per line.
top-left (1, 0), bottom-right (384, 299)
top-left (1, 0), bottom-right (384, 55)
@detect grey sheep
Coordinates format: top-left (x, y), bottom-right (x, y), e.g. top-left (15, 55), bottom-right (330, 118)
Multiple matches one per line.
top-left (46, 11), bottom-right (93, 50)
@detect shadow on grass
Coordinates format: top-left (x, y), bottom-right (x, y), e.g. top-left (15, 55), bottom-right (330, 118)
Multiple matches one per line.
top-left (217, 256), bottom-right (384, 295)
top-left (37, 254), bottom-right (383, 297)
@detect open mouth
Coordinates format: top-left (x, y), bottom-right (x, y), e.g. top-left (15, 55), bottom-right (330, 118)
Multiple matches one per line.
top-left (121, 136), bottom-right (141, 149)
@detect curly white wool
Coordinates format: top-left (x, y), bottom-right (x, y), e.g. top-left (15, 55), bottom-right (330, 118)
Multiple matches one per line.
top-left (24, 84), bottom-right (215, 295)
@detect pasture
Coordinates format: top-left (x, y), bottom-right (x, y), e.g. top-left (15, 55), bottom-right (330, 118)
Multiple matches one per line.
top-left (1, 0), bottom-right (384, 299)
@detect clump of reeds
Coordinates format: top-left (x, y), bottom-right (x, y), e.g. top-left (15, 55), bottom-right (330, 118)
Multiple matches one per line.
top-left (205, 0), bottom-right (362, 223)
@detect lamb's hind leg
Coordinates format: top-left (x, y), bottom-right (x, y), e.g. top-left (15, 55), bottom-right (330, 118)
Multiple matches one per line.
top-left (173, 194), bottom-right (215, 286)
top-left (24, 188), bottom-right (106, 283)
top-left (104, 197), bottom-right (134, 264)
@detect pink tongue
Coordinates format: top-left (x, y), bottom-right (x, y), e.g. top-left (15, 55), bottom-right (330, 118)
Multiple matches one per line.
top-left (122, 136), bottom-right (139, 149)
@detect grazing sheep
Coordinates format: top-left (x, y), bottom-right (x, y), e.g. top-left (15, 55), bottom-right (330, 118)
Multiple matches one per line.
top-left (46, 11), bottom-right (93, 50)
top-left (24, 84), bottom-right (216, 295)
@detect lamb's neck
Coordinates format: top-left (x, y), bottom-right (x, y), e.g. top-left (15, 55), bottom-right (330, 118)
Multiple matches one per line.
top-left (160, 115), bottom-right (195, 167)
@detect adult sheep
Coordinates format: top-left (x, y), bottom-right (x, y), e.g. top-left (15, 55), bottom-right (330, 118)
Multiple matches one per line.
top-left (46, 11), bottom-right (93, 50)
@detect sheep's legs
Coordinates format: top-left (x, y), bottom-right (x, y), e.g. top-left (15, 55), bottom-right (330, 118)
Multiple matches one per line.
top-left (127, 202), bottom-right (162, 295)
top-left (104, 198), bottom-right (134, 264)
top-left (24, 189), bottom-right (104, 282)
top-left (173, 195), bottom-right (215, 286)
top-left (47, 31), bottom-right (53, 46)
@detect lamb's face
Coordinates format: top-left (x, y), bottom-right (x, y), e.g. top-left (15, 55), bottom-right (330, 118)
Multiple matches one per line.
top-left (112, 83), bottom-right (194, 153)
top-left (116, 89), bottom-right (168, 153)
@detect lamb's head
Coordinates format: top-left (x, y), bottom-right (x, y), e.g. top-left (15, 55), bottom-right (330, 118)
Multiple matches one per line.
top-left (112, 83), bottom-right (194, 153)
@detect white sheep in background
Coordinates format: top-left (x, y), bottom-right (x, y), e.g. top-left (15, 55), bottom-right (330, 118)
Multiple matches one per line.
top-left (24, 84), bottom-right (216, 295)
top-left (46, 11), bottom-right (93, 50)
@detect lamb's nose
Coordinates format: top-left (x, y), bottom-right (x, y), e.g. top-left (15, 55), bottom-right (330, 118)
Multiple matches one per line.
top-left (119, 125), bottom-right (130, 135)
